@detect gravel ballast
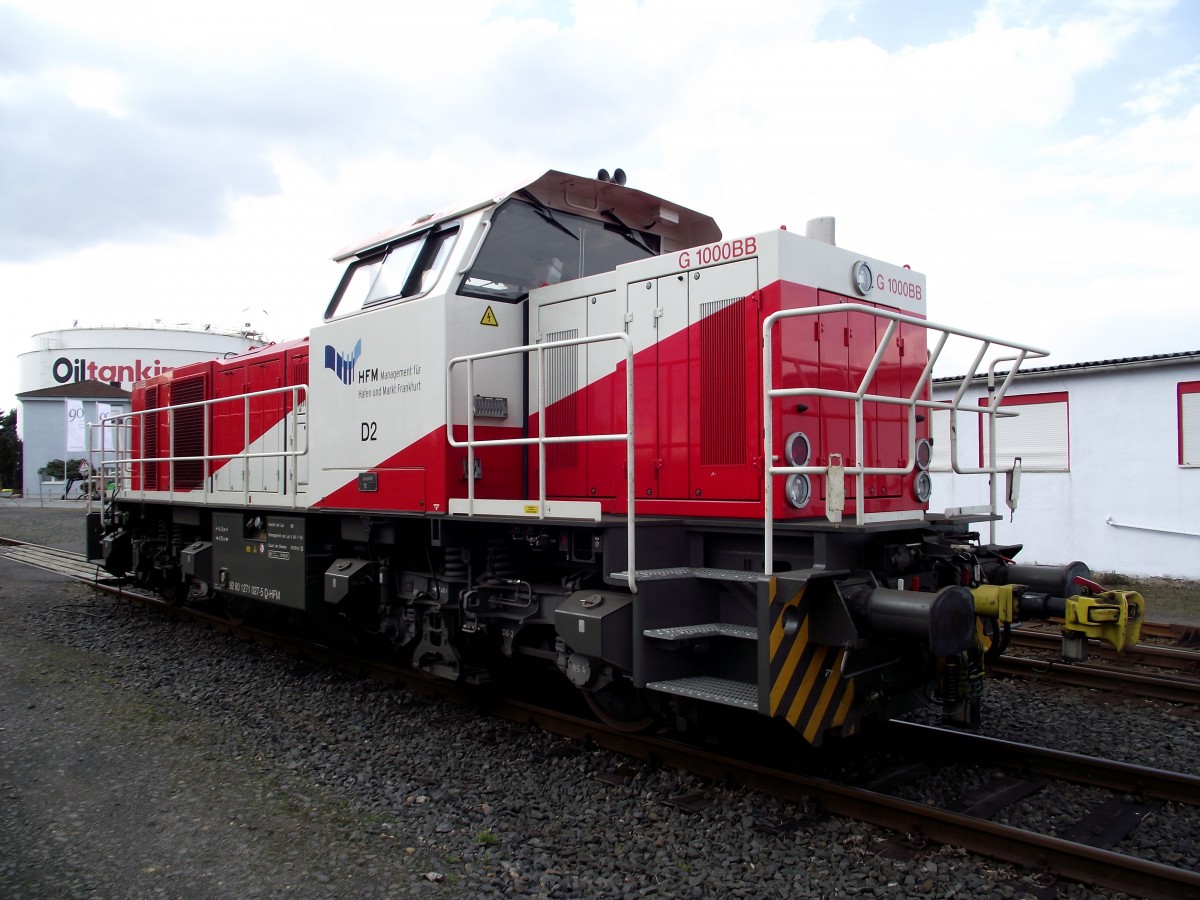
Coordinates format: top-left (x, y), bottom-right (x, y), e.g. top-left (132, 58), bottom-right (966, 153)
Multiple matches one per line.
top-left (2, 504), bottom-right (1196, 898)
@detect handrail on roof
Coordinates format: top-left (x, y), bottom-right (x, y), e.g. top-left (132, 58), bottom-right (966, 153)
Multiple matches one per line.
top-left (762, 303), bottom-right (1049, 575)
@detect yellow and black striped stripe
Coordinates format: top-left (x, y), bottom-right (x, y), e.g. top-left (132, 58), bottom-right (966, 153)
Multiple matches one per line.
top-left (768, 578), bottom-right (855, 745)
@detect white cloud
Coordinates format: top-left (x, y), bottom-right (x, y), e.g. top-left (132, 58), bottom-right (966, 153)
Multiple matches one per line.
top-left (2, 0), bottom-right (1199, 410)
top-left (1122, 59), bottom-right (1200, 115)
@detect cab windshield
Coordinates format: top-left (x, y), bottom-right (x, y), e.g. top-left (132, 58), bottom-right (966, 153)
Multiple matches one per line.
top-left (459, 198), bottom-right (660, 302)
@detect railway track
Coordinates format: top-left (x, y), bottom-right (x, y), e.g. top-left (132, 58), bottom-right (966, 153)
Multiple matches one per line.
top-left (999, 624), bottom-right (1200, 705)
top-left (4, 537), bottom-right (1199, 897)
top-left (1011, 622), bottom-right (1200, 671)
top-left (0, 537), bottom-right (118, 582)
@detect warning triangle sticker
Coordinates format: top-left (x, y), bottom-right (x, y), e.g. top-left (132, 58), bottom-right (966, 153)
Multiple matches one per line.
top-left (480, 306), bottom-right (499, 326)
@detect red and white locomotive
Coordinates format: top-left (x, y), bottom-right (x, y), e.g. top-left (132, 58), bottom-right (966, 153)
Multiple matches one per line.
top-left (90, 169), bottom-right (1143, 745)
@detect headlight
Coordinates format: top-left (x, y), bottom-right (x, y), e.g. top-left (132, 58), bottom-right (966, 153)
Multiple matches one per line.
top-left (852, 260), bottom-right (874, 296)
top-left (913, 471), bottom-right (932, 503)
top-left (915, 438), bottom-right (933, 471)
top-left (785, 474), bottom-right (811, 509)
top-left (784, 431), bottom-right (811, 467)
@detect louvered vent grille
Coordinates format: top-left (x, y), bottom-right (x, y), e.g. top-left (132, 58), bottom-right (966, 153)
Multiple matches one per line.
top-left (291, 356), bottom-right (309, 405)
top-left (172, 377), bottom-right (206, 490)
top-left (699, 297), bottom-right (747, 466)
top-left (545, 329), bottom-right (579, 468)
top-left (144, 387), bottom-right (159, 488)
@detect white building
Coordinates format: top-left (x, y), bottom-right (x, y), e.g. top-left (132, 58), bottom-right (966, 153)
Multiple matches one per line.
top-left (930, 351), bottom-right (1200, 579)
top-left (16, 381), bottom-right (130, 498)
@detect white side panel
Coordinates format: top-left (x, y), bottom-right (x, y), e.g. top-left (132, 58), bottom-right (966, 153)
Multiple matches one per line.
top-left (216, 444), bottom-right (246, 491)
top-left (587, 290), bottom-right (625, 383)
top-left (627, 278), bottom-right (657, 352)
top-left (207, 410), bottom-right (307, 501)
top-left (447, 296), bottom-right (527, 429)
top-left (308, 297), bottom-right (448, 501)
top-left (687, 258), bottom-right (758, 321)
top-left (536, 296), bottom-right (588, 401)
top-left (250, 433), bottom-right (281, 493)
top-left (658, 272), bottom-right (688, 342)
top-left (447, 498), bottom-right (602, 520)
top-left (292, 398), bottom-right (309, 488)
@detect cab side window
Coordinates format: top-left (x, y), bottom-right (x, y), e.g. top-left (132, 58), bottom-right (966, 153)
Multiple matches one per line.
top-left (325, 226), bottom-right (459, 320)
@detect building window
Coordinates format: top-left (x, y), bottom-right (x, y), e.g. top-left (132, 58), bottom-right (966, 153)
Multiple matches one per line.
top-left (979, 391), bottom-right (1070, 472)
top-left (927, 391), bottom-right (1069, 473)
top-left (1180, 381), bottom-right (1200, 466)
top-left (928, 406), bottom-right (952, 472)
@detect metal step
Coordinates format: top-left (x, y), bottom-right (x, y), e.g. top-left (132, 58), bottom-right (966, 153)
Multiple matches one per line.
top-left (643, 623), bottom-right (758, 641)
top-left (645, 676), bottom-right (759, 710)
top-left (611, 567), bottom-right (766, 584)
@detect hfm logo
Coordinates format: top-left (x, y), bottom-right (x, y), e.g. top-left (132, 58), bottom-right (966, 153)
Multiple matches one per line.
top-left (324, 339), bottom-right (362, 385)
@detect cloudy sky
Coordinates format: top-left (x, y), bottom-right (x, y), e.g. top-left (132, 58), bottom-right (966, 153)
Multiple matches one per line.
top-left (2, 0), bottom-right (1198, 411)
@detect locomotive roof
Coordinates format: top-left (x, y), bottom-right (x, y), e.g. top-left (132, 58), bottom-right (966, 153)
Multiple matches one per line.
top-left (332, 170), bottom-right (721, 263)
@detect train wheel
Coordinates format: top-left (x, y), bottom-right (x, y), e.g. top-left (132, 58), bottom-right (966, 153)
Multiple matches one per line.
top-left (219, 595), bottom-right (248, 625)
top-left (157, 568), bottom-right (183, 605)
top-left (583, 680), bottom-right (656, 733)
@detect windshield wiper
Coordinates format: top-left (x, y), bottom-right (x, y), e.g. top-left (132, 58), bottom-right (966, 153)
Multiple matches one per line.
top-left (600, 208), bottom-right (655, 256)
top-left (517, 189), bottom-right (579, 243)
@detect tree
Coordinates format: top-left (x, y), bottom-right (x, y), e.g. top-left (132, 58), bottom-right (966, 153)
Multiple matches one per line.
top-left (39, 459), bottom-right (65, 480)
top-left (37, 459), bottom-right (88, 498)
top-left (0, 409), bottom-right (21, 492)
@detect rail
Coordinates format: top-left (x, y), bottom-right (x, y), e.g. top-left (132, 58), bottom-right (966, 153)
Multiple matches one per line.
top-left (447, 331), bottom-right (638, 592)
top-left (762, 304), bottom-right (1049, 575)
top-left (85, 384), bottom-right (309, 515)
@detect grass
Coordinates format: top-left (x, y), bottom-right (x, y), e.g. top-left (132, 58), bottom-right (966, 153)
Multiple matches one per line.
top-left (1095, 573), bottom-right (1200, 626)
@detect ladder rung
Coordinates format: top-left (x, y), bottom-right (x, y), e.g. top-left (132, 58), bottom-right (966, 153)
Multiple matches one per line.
top-left (645, 676), bottom-right (759, 710)
top-left (611, 567), bottom-right (765, 584)
top-left (643, 623), bottom-right (758, 641)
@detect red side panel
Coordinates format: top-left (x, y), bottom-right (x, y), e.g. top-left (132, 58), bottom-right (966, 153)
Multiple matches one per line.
top-left (169, 368), bottom-right (210, 491)
top-left (869, 312), bottom-right (903, 499)
top-left (765, 281), bottom-right (932, 521)
top-left (630, 306), bottom-right (691, 500)
top-left (771, 280), bottom-right (820, 512)
top-left (130, 383), bottom-right (158, 491)
top-left (211, 361), bottom-right (247, 483)
top-left (126, 339), bottom-right (309, 497)
top-left (815, 292), bottom-right (856, 500)
top-left (209, 339), bottom-right (310, 487)
top-left (656, 297), bottom-right (690, 500)
top-left (247, 355), bottom-right (282, 493)
top-left (688, 294), bottom-right (760, 500)
top-left (286, 346), bottom-right (309, 405)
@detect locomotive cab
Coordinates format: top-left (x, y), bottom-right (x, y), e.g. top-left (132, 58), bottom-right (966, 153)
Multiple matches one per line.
top-left (306, 170), bottom-right (719, 515)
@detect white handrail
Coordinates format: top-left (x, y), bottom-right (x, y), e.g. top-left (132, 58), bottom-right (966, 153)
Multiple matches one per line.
top-left (762, 303), bottom-right (1049, 575)
top-left (86, 384), bottom-right (309, 512)
top-left (447, 331), bottom-right (638, 593)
